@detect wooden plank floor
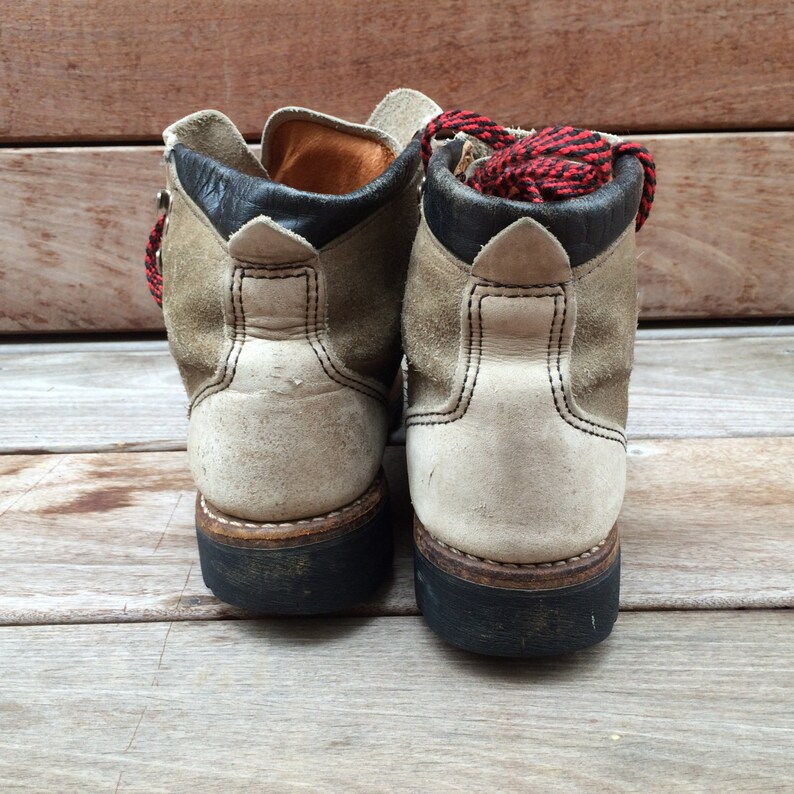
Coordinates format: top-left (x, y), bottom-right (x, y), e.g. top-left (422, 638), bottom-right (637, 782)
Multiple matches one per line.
top-left (1, 614), bottom-right (792, 792)
top-left (0, 437), bottom-right (792, 625)
top-left (2, 327), bottom-right (793, 453)
top-left (1, 329), bottom-right (792, 789)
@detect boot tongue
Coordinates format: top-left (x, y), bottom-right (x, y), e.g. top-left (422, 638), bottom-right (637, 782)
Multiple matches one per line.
top-left (366, 88), bottom-right (441, 149)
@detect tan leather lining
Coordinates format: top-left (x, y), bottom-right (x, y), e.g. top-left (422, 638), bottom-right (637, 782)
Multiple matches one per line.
top-left (268, 120), bottom-right (395, 194)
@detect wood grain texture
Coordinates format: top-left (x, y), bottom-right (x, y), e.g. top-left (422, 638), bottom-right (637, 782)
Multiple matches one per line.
top-left (2, 1), bottom-right (792, 142)
top-left (0, 437), bottom-right (792, 626)
top-left (1, 614), bottom-right (792, 792)
top-left (2, 133), bottom-right (792, 333)
top-left (0, 147), bottom-right (164, 333)
top-left (0, 341), bottom-right (188, 453)
top-left (2, 331), bottom-right (791, 454)
top-left (637, 133), bottom-right (794, 319)
top-left (625, 331), bottom-right (794, 439)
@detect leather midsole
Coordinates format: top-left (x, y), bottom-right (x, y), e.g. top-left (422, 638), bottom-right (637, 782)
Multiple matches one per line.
top-left (196, 469), bottom-right (388, 549)
top-left (414, 517), bottom-right (619, 591)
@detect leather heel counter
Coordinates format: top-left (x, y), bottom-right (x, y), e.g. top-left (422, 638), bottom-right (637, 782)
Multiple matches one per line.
top-left (188, 250), bottom-right (388, 522)
top-left (405, 218), bottom-right (632, 564)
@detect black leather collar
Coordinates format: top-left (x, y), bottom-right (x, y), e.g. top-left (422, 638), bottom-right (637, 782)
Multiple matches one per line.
top-left (170, 137), bottom-right (421, 248)
top-left (423, 139), bottom-right (643, 267)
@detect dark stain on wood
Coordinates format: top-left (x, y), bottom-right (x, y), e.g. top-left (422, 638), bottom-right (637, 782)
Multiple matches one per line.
top-left (41, 486), bottom-right (134, 514)
top-left (86, 464), bottom-right (193, 491)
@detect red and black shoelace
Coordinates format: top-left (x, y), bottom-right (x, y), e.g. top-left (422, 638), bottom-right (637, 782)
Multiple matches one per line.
top-left (420, 109), bottom-right (656, 231)
top-left (146, 112), bottom-right (656, 306)
top-left (144, 213), bottom-right (165, 307)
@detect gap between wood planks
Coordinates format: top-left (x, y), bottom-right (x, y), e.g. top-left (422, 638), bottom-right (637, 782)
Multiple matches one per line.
top-left (2, 132), bottom-right (794, 332)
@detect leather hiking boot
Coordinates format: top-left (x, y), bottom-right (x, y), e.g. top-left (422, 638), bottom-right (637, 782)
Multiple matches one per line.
top-left (145, 89), bottom-right (441, 614)
top-left (403, 111), bottom-right (656, 656)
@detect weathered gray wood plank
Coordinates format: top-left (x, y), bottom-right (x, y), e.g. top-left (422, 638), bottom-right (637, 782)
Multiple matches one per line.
top-left (0, 437), bottom-right (791, 625)
top-left (0, 613), bottom-right (792, 792)
top-left (0, 340), bottom-right (188, 453)
top-left (626, 332), bottom-right (794, 439)
top-left (1, 330), bottom-right (791, 454)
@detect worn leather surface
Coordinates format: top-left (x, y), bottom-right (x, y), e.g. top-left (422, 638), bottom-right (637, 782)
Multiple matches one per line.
top-left (188, 218), bottom-right (388, 521)
top-left (423, 138), bottom-right (643, 267)
top-left (402, 215), bottom-right (470, 408)
top-left (160, 179), bottom-right (231, 399)
top-left (404, 218), bottom-right (631, 563)
top-left (570, 228), bottom-right (638, 425)
top-left (161, 94), bottom-right (430, 522)
top-left (171, 137), bottom-right (421, 246)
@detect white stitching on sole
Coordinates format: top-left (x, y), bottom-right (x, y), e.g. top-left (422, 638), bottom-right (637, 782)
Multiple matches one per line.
top-left (430, 533), bottom-right (609, 568)
top-left (199, 483), bottom-right (375, 530)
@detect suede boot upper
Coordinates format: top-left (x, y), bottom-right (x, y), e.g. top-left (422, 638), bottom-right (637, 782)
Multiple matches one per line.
top-left (403, 134), bottom-right (645, 564)
top-left (159, 89), bottom-right (440, 522)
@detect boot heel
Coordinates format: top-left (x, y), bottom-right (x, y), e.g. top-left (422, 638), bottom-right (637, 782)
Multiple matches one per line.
top-left (195, 470), bottom-right (391, 614)
top-left (413, 518), bottom-right (620, 657)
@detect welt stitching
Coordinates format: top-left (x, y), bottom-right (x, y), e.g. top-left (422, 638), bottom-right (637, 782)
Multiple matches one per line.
top-left (199, 478), bottom-right (375, 529)
top-left (429, 530), bottom-right (610, 568)
top-left (546, 294), bottom-right (626, 446)
top-left (305, 267), bottom-right (386, 404)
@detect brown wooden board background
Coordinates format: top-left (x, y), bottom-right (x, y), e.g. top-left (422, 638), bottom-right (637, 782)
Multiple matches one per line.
top-left (1, 0), bottom-right (793, 142)
top-left (2, 132), bottom-right (793, 332)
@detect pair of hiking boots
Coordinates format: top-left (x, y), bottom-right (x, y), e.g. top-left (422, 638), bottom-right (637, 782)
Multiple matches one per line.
top-left (147, 88), bottom-right (656, 657)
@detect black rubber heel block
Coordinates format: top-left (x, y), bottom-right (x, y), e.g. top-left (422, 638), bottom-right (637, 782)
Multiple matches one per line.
top-left (197, 500), bottom-right (392, 615)
top-left (414, 541), bottom-right (620, 658)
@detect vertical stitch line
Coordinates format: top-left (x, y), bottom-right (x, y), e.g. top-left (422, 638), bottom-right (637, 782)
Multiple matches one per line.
top-left (546, 293), bottom-right (561, 403)
top-left (305, 266), bottom-right (386, 404)
top-left (190, 264), bottom-right (242, 408)
top-left (407, 285), bottom-right (478, 421)
top-left (555, 287), bottom-right (626, 443)
top-left (224, 269), bottom-right (247, 387)
top-left (545, 290), bottom-right (626, 445)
